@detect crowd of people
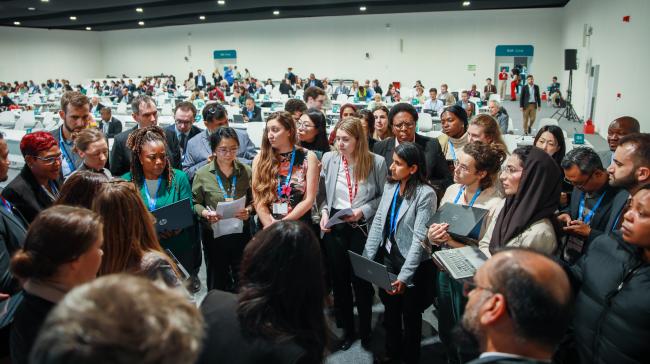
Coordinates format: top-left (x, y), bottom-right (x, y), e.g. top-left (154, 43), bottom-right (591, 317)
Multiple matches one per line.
top-left (0, 78), bottom-right (647, 364)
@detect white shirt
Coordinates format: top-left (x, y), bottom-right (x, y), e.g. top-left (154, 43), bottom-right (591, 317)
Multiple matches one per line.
top-left (332, 160), bottom-right (369, 209)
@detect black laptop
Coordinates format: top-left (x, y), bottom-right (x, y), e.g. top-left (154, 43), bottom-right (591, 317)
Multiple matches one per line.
top-left (151, 198), bottom-right (193, 233)
top-left (431, 203), bottom-right (489, 243)
top-left (348, 251), bottom-right (397, 291)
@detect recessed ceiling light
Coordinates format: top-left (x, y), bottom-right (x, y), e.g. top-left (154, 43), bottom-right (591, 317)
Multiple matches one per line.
top-left (40, 0), bottom-right (49, 2)
top-left (199, 15), bottom-right (206, 20)
top-left (28, 7), bottom-right (36, 11)
top-left (217, 0), bottom-right (225, 5)
top-left (85, 27), bottom-right (92, 30)
top-left (138, 21), bottom-right (145, 26)
top-left (360, 6), bottom-right (367, 11)
top-left (273, 10), bottom-right (280, 15)
top-left (136, 8), bottom-right (143, 13)
top-left (69, 16), bottom-right (77, 20)
top-left (13, 21), bottom-right (21, 26)
top-left (462, 1), bottom-right (471, 6)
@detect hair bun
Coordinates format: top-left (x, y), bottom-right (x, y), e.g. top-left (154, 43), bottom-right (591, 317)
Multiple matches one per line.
top-left (11, 249), bottom-right (36, 279)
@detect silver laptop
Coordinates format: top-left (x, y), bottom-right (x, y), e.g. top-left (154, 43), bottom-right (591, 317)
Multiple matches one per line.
top-left (432, 246), bottom-right (488, 281)
top-left (348, 251), bottom-right (397, 291)
top-left (152, 198), bottom-right (193, 233)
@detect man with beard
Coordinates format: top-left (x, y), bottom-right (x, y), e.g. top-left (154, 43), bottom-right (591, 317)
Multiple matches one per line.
top-left (599, 116), bottom-right (640, 168)
top-left (458, 249), bottom-right (572, 364)
top-left (50, 91), bottom-right (90, 178)
top-left (606, 133), bottom-right (650, 232)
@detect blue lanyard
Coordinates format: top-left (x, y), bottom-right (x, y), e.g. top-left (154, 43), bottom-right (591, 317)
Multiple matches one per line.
top-left (143, 177), bottom-right (162, 211)
top-left (448, 140), bottom-right (457, 161)
top-left (389, 185), bottom-right (401, 237)
top-left (215, 173), bottom-right (237, 200)
top-left (59, 128), bottom-right (76, 173)
top-left (0, 197), bottom-right (12, 214)
top-left (578, 191), bottom-right (606, 225)
top-left (453, 186), bottom-right (482, 207)
top-left (48, 181), bottom-right (59, 195)
top-left (277, 148), bottom-right (296, 198)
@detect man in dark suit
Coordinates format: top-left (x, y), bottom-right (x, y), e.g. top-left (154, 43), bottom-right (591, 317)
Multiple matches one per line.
top-left (279, 78), bottom-right (294, 96)
top-left (241, 97), bottom-right (262, 122)
top-left (372, 103), bottom-right (451, 195)
top-left (460, 249), bottom-right (572, 364)
top-left (49, 91), bottom-right (90, 178)
top-left (89, 96), bottom-right (105, 115)
top-left (110, 95), bottom-right (181, 177)
top-left (0, 91), bottom-right (15, 109)
top-left (195, 69), bottom-right (207, 90)
top-left (117, 87), bottom-right (132, 104)
top-left (304, 73), bottom-right (324, 90)
top-left (165, 101), bottom-right (201, 160)
top-left (519, 74), bottom-right (541, 134)
top-left (97, 107), bottom-right (123, 138)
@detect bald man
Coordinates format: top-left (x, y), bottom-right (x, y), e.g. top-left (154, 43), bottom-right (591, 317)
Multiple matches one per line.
top-left (459, 249), bottom-right (572, 364)
top-left (599, 116), bottom-right (640, 168)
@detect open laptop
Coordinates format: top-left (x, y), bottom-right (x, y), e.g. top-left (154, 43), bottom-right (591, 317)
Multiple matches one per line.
top-left (348, 251), bottom-right (397, 291)
top-left (432, 246), bottom-right (488, 281)
top-left (431, 203), bottom-right (488, 242)
top-left (232, 114), bottom-right (245, 123)
top-left (151, 198), bottom-right (193, 233)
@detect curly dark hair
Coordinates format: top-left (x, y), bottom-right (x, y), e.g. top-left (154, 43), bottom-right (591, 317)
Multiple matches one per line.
top-left (125, 126), bottom-right (173, 189)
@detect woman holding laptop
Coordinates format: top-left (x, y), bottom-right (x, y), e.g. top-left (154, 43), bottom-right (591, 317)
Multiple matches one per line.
top-left (192, 127), bottom-right (253, 291)
top-left (122, 126), bottom-right (197, 281)
top-left (363, 142), bottom-right (436, 364)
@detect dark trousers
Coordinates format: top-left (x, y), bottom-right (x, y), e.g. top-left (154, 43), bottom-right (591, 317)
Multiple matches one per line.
top-left (201, 223), bottom-right (250, 291)
top-left (378, 259), bottom-right (435, 364)
top-left (324, 221), bottom-right (374, 339)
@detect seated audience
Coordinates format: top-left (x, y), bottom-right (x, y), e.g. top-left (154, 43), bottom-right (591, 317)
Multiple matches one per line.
top-left (183, 103), bottom-right (257, 180)
top-left (30, 274), bottom-right (203, 364)
top-left (122, 126), bottom-right (198, 291)
top-left (54, 171), bottom-right (108, 208)
top-left (488, 100), bottom-right (509, 134)
top-left (10, 206), bottom-right (103, 364)
top-left (567, 185), bottom-right (650, 364)
top-left (197, 221), bottom-right (327, 364)
top-left (456, 90), bottom-right (476, 118)
top-left (241, 96), bottom-right (262, 122)
top-left (252, 112), bottom-right (319, 228)
top-left (2, 132), bottom-right (62, 223)
top-left (557, 147), bottom-right (629, 264)
top-left (483, 78), bottom-right (497, 100)
top-left (481, 146), bottom-right (561, 256)
top-left (192, 127), bottom-right (253, 291)
top-left (363, 142), bottom-right (437, 364)
top-left (599, 116), bottom-right (640, 167)
top-left (425, 142), bottom-right (506, 363)
top-left (319, 118), bottom-right (386, 350)
top-left (460, 249), bottom-right (572, 364)
top-left (297, 108), bottom-right (330, 160)
top-left (373, 103), bottom-right (451, 195)
top-left (72, 128), bottom-right (111, 177)
top-left (423, 88), bottom-right (444, 115)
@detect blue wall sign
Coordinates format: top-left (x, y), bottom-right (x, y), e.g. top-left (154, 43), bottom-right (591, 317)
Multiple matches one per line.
top-left (495, 45), bottom-right (534, 57)
top-left (213, 50), bottom-right (237, 59)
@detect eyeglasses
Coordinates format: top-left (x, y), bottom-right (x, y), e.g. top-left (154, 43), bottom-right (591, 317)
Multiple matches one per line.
top-left (564, 171), bottom-right (595, 190)
top-left (462, 279), bottom-right (497, 297)
top-left (215, 147), bottom-right (239, 156)
top-left (33, 153), bottom-right (62, 165)
top-left (393, 122), bottom-right (415, 130)
top-left (453, 160), bottom-right (472, 174)
top-left (296, 121), bottom-right (315, 129)
top-left (175, 119), bottom-right (193, 125)
top-left (500, 165), bottom-right (523, 176)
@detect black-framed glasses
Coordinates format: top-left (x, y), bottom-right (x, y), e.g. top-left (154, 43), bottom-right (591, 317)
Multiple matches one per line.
top-left (564, 171), bottom-right (595, 190)
top-left (393, 122), bottom-right (415, 130)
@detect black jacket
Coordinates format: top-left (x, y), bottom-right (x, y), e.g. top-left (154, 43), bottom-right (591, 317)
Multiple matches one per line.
top-left (109, 126), bottom-right (181, 177)
top-left (304, 79), bottom-right (324, 90)
top-left (372, 134), bottom-right (452, 193)
top-left (164, 124), bottom-right (201, 155)
top-left (0, 200), bottom-right (27, 294)
top-left (569, 233), bottom-right (650, 364)
top-left (98, 116), bottom-right (123, 138)
top-left (279, 83), bottom-right (294, 96)
top-left (10, 292), bottom-right (55, 364)
top-left (196, 290), bottom-right (309, 364)
top-left (0, 96), bottom-right (15, 108)
top-left (241, 106), bottom-right (263, 122)
top-left (519, 84), bottom-right (541, 108)
top-left (1, 166), bottom-right (60, 224)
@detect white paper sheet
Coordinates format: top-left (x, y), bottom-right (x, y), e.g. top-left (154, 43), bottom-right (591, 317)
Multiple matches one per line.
top-left (325, 208), bottom-right (354, 228)
top-left (215, 196), bottom-right (246, 219)
top-left (211, 197), bottom-right (246, 238)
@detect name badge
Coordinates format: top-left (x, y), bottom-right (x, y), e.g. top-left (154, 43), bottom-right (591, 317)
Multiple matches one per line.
top-left (273, 203), bottom-right (288, 215)
top-left (384, 238), bottom-right (392, 253)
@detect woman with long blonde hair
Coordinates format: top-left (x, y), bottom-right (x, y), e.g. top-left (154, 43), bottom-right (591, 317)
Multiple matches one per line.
top-left (252, 111), bottom-right (319, 228)
top-left (318, 117), bottom-right (387, 350)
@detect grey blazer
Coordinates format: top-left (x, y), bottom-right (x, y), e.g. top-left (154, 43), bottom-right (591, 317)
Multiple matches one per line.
top-left (182, 128), bottom-right (257, 180)
top-left (318, 151), bottom-right (387, 224)
top-left (363, 183), bottom-right (437, 284)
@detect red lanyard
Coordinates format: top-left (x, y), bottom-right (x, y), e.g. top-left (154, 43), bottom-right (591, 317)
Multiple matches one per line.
top-left (342, 156), bottom-right (358, 203)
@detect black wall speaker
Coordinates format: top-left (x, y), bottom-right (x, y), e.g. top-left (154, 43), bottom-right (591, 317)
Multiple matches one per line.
top-left (565, 49), bottom-right (577, 71)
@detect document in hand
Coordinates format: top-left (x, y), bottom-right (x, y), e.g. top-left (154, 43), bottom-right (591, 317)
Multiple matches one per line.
top-left (432, 246), bottom-right (488, 280)
top-left (325, 208), bottom-right (354, 228)
top-left (152, 198), bottom-right (194, 232)
top-left (212, 196), bottom-right (246, 238)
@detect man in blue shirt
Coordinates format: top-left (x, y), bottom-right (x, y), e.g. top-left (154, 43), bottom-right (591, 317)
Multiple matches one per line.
top-left (241, 97), bottom-right (262, 122)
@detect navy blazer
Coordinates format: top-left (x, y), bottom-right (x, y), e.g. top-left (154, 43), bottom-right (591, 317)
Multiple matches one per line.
top-left (519, 84), bottom-right (541, 108)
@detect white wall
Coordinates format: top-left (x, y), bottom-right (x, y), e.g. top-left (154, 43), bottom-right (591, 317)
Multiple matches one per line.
top-left (100, 8), bottom-right (563, 92)
top-left (0, 27), bottom-right (102, 85)
top-left (561, 0), bottom-right (649, 134)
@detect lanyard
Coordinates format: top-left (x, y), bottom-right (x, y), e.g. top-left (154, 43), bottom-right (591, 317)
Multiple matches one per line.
top-left (578, 191), bottom-right (606, 225)
top-left (277, 148), bottom-right (296, 198)
top-left (0, 197), bottom-right (12, 214)
top-left (215, 172), bottom-right (237, 201)
top-left (453, 185), bottom-right (482, 207)
top-left (448, 140), bottom-right (457, 161)
top-left (59, 128), bottom-right (76, 173)
top-left (342, 156), bottom-right (358, 203)
top-left (143, 177), bottom-right (162, 211)
top-left (389, 185), bottom-right (401, 237)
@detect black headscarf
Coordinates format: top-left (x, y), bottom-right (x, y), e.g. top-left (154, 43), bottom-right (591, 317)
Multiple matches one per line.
top-left (489, 147), bottom-right (561, 254)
